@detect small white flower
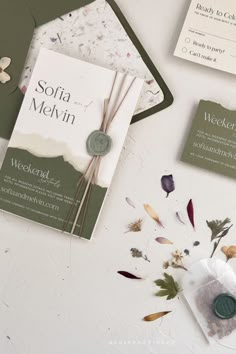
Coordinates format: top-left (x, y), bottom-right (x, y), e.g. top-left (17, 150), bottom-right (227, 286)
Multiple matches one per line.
top-left (0, 57), bottom-right (11, 84)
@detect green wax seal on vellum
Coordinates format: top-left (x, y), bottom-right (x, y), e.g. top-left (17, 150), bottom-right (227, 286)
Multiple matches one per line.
top-left (213, 293), bottom-right (236, 320)
top-left (86, 130), bottom-right (112, 156)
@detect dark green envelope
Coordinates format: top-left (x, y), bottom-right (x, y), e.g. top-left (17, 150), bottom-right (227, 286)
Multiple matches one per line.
top-left (0, 0), bottom-right (173, 140)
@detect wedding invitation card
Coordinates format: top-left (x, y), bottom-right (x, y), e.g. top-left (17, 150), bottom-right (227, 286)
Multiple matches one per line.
top-left (0, 48), bottom-right (143, 239)
top-left (181, 100), bottom-right (236, 179)
top-left (174, 0), bottom-right (236, 75)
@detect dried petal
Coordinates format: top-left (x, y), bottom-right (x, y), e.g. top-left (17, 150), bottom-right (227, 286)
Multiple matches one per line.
top-left (117, 271), bottom-right (142, 279)
top-left (221, 245), bottom-right (236, 260)
top-left (125, 197), bottom-right (135, 209)
top-left (227, 245), bottom-right (236, 258)
top-left (221, 246), bottom-right (228, 255)
top-left (176, 212), bottom-right (185, 225)
top-left (0, 71), bottom-right (11, 84)
top-left (0, 57), bottom-right (11, 70)
top-left (144, 204), bottom-right (164, 228)
top-left (143, 311), bottom-right (171, 322)
top-left (0, 57), bottom-right (11, 84)
top-left (161, 175), bottom-right (175, 198)
top-left (187, 199), bottom-right (195, 229)
top-left (155, 237), bottom-right (173, 245)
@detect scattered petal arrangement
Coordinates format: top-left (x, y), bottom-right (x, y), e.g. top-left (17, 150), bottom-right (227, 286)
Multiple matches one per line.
top-left (119, 174), bottom-right (235, 322)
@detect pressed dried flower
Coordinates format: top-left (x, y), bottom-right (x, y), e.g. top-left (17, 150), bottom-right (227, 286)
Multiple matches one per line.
top-left (126, 219), bottom-right (142, 233)
top-left (131, 248), bottom-right (142, 258)
top-left (162, 250), bottom-right (187, 271)
top-left (172, 250), bottom-right (184, 262)
top-left (163, 261), bottom-right (170, 269)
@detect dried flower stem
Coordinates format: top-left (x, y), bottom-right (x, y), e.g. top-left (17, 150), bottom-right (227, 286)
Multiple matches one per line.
top-left (210, 225), bottom-right (233, 258)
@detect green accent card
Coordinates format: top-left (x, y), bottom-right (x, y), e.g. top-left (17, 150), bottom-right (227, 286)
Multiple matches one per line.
top-left (0, 48), bottom-right (143, 239)
top-left (181, 100), bottom-right (236, 179)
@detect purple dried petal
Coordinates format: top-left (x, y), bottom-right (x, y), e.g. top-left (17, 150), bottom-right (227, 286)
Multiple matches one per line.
top-left (187, 199), bottom-right (195, 229)
top-left (161, 175), bottom-right (175, 198)
top-left (117, 271), bottom-right (142, 280)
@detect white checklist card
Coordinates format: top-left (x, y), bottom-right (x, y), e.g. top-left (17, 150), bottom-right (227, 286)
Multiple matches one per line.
top-left (174, 0), bottom-right (236, 75)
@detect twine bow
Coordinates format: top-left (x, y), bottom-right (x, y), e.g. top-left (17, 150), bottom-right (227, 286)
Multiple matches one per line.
top-left (63, 72), bottom-right (137, 236)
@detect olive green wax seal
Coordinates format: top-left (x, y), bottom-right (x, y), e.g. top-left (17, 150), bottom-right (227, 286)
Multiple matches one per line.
top-left (86, 130), bottom-right (112, 156)
top-left (213, 293), bottom-right (236, 319)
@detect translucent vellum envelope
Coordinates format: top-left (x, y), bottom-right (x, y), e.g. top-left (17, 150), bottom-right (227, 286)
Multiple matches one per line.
top-left (182, 259), bottom-right (236, 349)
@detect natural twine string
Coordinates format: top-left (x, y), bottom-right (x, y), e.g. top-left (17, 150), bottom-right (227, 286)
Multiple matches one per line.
top-left (62, 72), bottom-right (137, 236)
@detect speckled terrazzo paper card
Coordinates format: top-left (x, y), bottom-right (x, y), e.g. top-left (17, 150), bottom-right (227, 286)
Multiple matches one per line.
top-left (19, 0), bottom-right (173, 124)
top-left (0, 48), bottom-right (143, 239)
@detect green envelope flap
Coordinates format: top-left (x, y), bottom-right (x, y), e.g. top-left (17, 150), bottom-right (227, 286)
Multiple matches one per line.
top-left (24, 0), bottom-right (95, 27)
top-left (0, 0), bottom-right (95, 96)
top-left (0, 1), bottom-right (34, 96)
top-left (0, 88), bottom-right (23, 139)
top-left (0, 0), bottom-right (173, 140)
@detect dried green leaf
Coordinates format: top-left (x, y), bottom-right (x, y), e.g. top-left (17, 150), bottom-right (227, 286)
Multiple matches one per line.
top-left (206, 218), bottom-right (231, 241)
top-left (154, 279), bottom-right (166, 287)
top-left (154, 273), bottom-right (180, 300)
top-left (130, 248), bottom-right (150, 262)
top-left (207, 219), bottom-right (233, 258)
top-left (155, 290), bottom-right (170, 297)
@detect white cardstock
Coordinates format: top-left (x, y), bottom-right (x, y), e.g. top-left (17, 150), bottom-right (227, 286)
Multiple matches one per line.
top-left (11, 48), bottom-right (143, 188)
top-left (174, 0), bottom-right (236, 75)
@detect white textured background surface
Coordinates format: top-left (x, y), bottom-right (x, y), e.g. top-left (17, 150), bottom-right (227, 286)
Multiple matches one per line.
top-left (0, 0), bottom-right (236, 353)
